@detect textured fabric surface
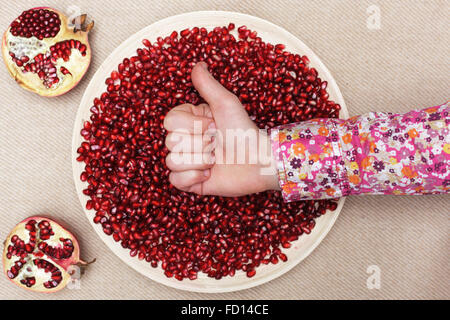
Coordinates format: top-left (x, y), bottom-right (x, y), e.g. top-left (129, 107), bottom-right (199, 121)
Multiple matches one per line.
top-left (0, 0), bottom-right (448, 300)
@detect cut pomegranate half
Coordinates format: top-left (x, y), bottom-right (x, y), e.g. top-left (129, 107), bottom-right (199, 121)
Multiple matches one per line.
top-left (1, 7), bottom-right (93, 97)
top-left (2, 216), bottom-right (93, 293)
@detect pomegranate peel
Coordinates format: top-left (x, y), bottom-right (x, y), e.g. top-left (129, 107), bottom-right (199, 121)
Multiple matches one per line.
top-left (1, 7), bottom-right (93, 97)
top-left (2, 216), bottom-right (93, 293)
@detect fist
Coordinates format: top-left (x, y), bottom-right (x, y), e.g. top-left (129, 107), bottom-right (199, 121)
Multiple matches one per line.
top-left (163, 62), bottom-right (279, 196)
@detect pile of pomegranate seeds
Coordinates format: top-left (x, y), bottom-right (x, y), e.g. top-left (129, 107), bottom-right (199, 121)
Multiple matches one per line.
top-left (10, 8), bottom-right (60, 39)
top-left (77, 24), bottom-right (340, 280)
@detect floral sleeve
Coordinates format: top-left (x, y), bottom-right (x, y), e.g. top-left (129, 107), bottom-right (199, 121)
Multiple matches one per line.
top-left (270, 102), bottom-right (449, 201)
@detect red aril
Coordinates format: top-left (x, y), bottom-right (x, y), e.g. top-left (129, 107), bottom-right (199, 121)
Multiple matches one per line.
top-left (77, 24), bottom-right (339, 280)
top-left (2, 216), bottom-right (94, 293)
top-left (1, 7), bottom-right (93, 96)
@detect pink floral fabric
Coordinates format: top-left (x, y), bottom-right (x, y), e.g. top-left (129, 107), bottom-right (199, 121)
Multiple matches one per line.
top-left (270, 102), bottom-right (449, 201)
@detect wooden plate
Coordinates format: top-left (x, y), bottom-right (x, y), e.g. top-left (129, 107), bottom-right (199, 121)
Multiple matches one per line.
top-left (72, 11), bottom-right (348, 293)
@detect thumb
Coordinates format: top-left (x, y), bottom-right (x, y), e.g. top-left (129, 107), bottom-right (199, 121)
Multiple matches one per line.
top-left (191, 62), bottom-right (248, 126)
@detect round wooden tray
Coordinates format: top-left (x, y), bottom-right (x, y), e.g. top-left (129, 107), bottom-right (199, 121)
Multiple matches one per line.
top-left (72, 11), bottom-right (348, 293)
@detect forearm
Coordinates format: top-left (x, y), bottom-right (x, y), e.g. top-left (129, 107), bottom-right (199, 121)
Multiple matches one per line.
top-left (270, 102), bottom-right (449, 201)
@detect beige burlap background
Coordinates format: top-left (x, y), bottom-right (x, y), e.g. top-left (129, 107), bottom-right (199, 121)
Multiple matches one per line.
top-left (0, 0), bottom-right (449, 300)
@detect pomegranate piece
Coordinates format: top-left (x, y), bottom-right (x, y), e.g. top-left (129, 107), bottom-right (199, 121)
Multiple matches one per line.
top-left (1, 7), bottom-right (93, 97)
top-left (2, 216), bottom-right (93, 293)
top-left (77, 25), bottom-right (340, 280)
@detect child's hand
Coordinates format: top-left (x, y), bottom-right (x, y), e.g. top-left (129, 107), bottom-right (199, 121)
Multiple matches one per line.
top-left (164, 62), bottom-right (279, 196)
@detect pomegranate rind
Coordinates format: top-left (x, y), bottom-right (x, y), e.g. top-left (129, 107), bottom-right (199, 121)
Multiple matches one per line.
top-left (2, 216), bottom-right (81, 293)
top-left (1, 7), bottom-right (92, 97)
